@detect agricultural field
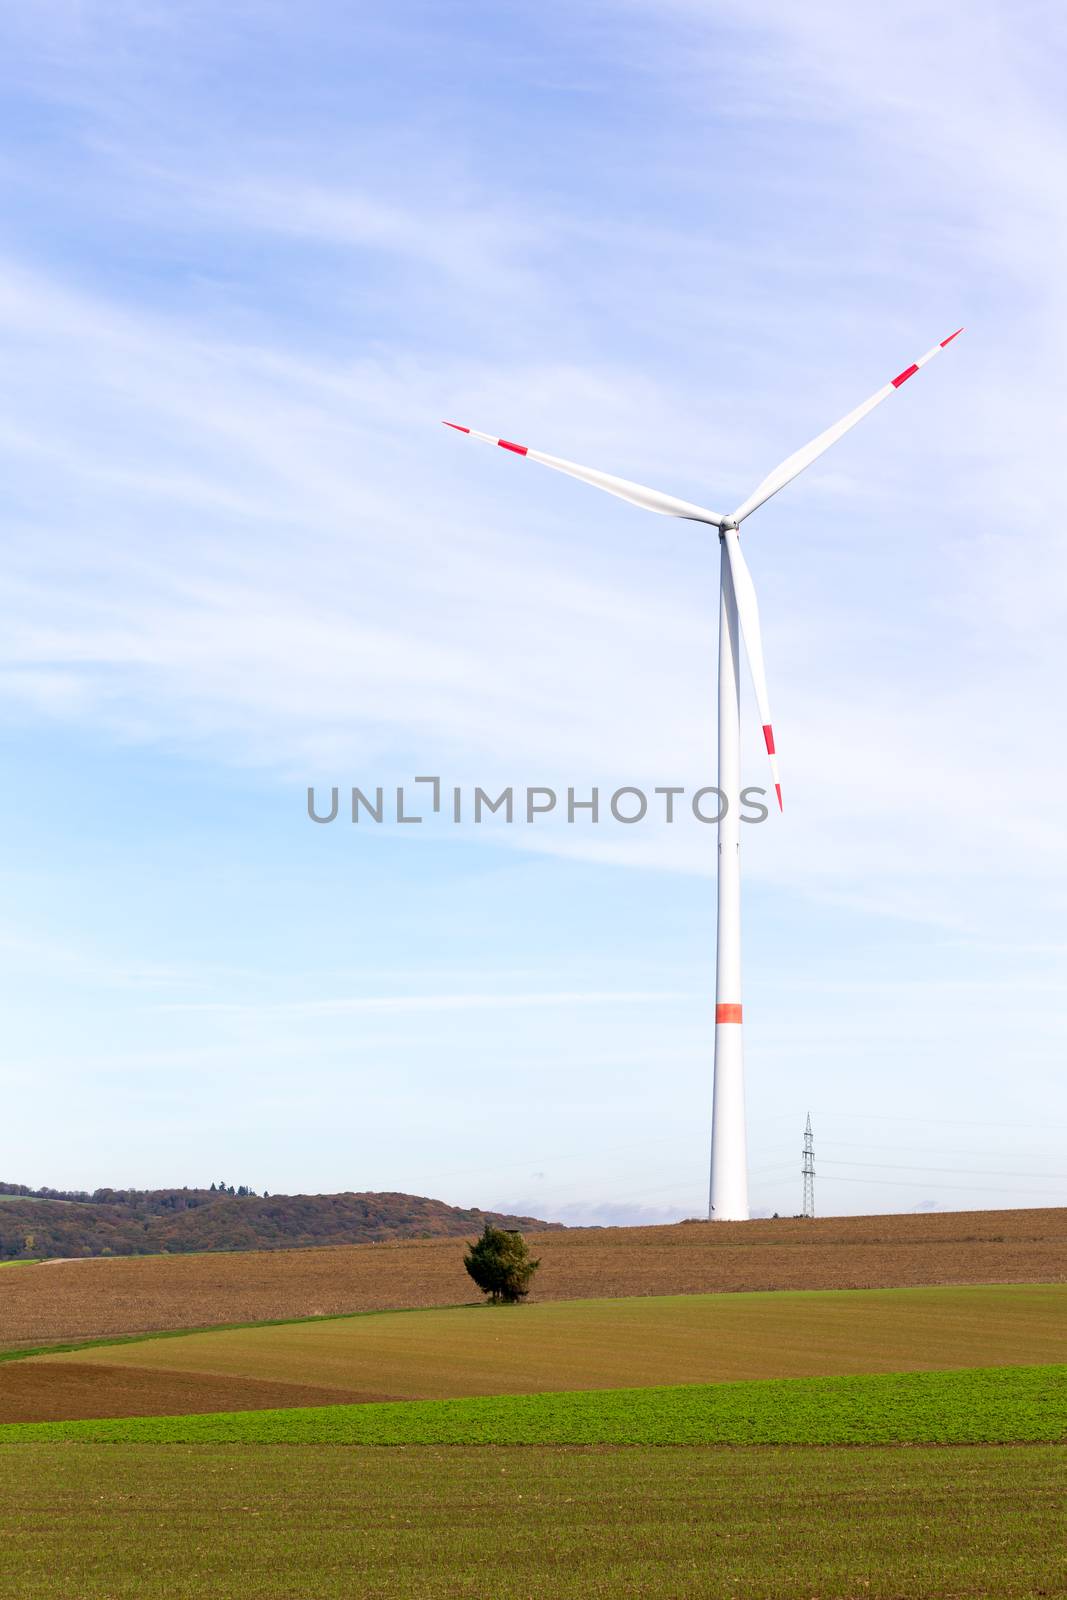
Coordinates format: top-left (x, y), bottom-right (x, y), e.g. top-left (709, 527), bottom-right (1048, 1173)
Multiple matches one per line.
top-left (2, 1281), bottom-right (1062, 1422)
top-left (10, 1364), bottom-right (1064, 1446)
top-left (2, 1204), bottom-right (1063, 1350)
top-left (4, 1219), bottom-right (1065, 1598)
top-left (1, 1442), bottom-right (1061, 1599)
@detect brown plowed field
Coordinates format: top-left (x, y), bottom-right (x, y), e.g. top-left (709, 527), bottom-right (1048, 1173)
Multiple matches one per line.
top-left (1, 1207), bottom-right (1063, 1351)
top-left (0, 1361), bottom-right (399, 1423)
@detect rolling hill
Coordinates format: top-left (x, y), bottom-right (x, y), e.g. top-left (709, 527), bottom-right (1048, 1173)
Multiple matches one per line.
top-left (4, 1283), bottom-right (1061, 1423)
top-left (0, 1183), bottom-right (556, 1261)
top-left (2, 1205), bottom-right (1062, 1351)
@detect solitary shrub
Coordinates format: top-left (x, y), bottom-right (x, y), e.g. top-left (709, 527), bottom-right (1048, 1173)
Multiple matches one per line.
top-left (464, 1224), bottom-right (540, 1304)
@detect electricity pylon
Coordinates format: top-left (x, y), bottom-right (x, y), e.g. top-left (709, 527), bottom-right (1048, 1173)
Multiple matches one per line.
top-left (802, 1113), bottom-right (815, 1219)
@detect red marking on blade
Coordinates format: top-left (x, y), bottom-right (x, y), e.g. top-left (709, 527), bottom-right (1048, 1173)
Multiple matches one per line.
top-left (762, 724), bottom-right (775, 755)
top-left (940, 328), bottom-right (964, 347)
top-left (775, 783), bottom-right (783, 811)
top-left (891, 363), bottom-right (919, 388)
top-left (442, 422), bottom-right (470, 433)
top-left (498, 439), bottom-right (528, 455)
top-left (716, 1003), bottom-right (742, 1024)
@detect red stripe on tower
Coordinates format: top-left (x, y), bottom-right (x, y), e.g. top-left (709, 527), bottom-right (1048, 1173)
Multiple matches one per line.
top-left (891, 363), bottom-right (919, 388)
top-left (716, 1003), bottom-right (743, 1024)
top-left (442, 421), bottom-right (470, 433)
top-left (775, 782), bottom-right (783, 811)
top-left (498, 439), bottom-right (528, 455)
top-left (940, 328), bottom-right (964, 347)
top-left (762, 724), bottom-right (775, 755)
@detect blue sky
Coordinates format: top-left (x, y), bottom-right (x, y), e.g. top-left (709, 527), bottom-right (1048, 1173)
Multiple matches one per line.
top-left (1, 0), bottom-right (1064, 1222)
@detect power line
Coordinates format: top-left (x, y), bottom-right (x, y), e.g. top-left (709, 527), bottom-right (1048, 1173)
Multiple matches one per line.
top-left (820, 1174), bottom-right (1063, 1196)
top-left (820, 1159), bottom-right (1065, 1180)
top-left (806, 1112), bottom-right (1067, 1132)
top-left (819, 1138), bottom-right (1062, 1160)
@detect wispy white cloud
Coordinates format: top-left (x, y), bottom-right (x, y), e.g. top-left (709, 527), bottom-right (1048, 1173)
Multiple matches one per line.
top-left (159, 989), bottom-right (688, 1016)
top-left (0, 0), bottom-right (1064, 1203)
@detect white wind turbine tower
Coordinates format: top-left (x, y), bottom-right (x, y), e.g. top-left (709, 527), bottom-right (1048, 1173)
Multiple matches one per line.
top-left (444, 328), bottom-right (963, 1220)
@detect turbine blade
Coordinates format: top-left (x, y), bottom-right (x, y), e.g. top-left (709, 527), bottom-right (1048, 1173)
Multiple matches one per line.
top-left (723, 529), bottom-right (782, 810)
top-left (442, 422), bottom-right (724, 528)
top-left (732, 328), bottom-right (964, 523)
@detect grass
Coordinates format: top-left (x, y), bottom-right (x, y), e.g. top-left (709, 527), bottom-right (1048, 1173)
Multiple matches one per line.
top-left (27, 1283), bottom-right (1064, 1402)
top-left (5, 1364), bottom-right (1063, 1446)
top-left (0, 1441), bottom-right (1062, 1598)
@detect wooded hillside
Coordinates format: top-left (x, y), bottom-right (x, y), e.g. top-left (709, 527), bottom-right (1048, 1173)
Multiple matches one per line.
top-left (0, 1184), bottom-right (557, 1259)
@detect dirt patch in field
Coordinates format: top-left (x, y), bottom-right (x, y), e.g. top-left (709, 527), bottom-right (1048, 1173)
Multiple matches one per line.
top-left (1, 1206), bottom-right (1063, 1350)
top-left (0, 1361), bottom-right (394, 1423)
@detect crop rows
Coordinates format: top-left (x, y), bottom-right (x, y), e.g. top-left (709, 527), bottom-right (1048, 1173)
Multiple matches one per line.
top-left (6, 1362), bottom-right (1063, 1446)
top-left (2, 1441), bottom-right (1062, 1599)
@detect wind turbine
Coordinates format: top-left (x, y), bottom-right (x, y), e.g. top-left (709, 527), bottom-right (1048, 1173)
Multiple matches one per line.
top-left (444, 328), bottom-right (963, 1220)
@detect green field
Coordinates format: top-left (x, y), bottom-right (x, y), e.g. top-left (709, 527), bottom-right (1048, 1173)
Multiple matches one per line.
top-left (9, 1281), bottom-right (1065, 1596)
top-left (27, 1282), bottom-right (1065, 1399)
top-left (7, 1363), bottom-right (1063, 1446)
top-left (1, 1441), bottom-right (1061, 1600)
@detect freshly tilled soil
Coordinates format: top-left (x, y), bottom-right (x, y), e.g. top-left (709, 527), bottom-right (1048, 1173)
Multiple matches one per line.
top-left (0, 1361), bottom-right (396, 1422)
